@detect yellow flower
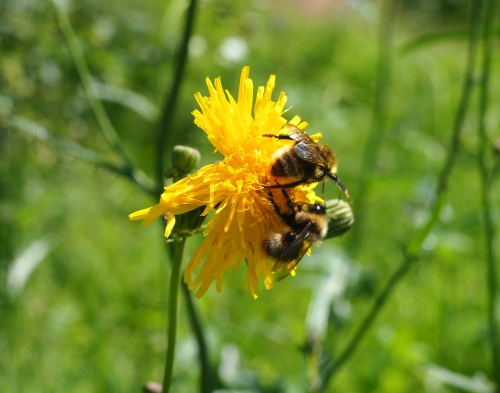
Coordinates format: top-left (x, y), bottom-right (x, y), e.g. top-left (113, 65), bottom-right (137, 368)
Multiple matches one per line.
top-left (129, 66), bottom-right (318, 298)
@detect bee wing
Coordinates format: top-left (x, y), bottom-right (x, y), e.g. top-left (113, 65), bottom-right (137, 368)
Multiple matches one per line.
top-left (294, 141), bottom-right (320, 162)
top-left (283, 124), bottom-right (328, 166)
top-left (272, 222), bottom-right (314, 281)
top-left (272, 242), bottom-right (312, 281)
top-left (284, 124), bottom-right (314, 144)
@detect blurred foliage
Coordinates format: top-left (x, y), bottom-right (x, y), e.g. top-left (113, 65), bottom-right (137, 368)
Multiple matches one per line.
top-left (1, 0), bottom-right (499, 392)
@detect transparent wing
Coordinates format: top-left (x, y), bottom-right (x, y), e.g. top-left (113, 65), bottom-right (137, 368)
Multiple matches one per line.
top-left (284, 124), bottom-right (314, 144)
top-left (272, 242), bottom-right (311, 281)
top-left (294, 141), bottom-right (322, 162)
top-left (272, 221), bottom-right (314, 281)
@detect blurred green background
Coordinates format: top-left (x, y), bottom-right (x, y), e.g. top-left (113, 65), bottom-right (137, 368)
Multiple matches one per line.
top-left (1, 0), bottom-right (500, 392)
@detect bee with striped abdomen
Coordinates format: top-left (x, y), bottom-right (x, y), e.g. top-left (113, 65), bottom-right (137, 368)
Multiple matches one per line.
top-left (263, 188), bottom-right (327, 281)
top-left (263, 124), bottom-right (350, 200)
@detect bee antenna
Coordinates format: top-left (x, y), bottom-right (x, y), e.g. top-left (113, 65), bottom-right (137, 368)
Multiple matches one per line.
top-left (327, 173), bottom-right (352, 202)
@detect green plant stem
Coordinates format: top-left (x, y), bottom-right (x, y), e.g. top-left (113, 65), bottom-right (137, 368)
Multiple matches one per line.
top-left (347, 0), bottom-right (396, 252)
top-left (50, 1), bottom-right (130, 166)
top-left (10, 116), bottom-right (156, 195)
top-left (319, 257), bottom-right (418, 387)
top-left (318, 1), bottom-right (484, 390)
top-left (165, 240), bottom-right (213, 393)
top-left (162, 237), bottom-right (186, 393)
top-left (477, 0), bottom-right (500, 386)
top-left (400, 27), bottom-right (500, 54)
top-left (163, 168), bottom-right (211, 392)
top-left (181, 279), bottom-right (212, 393)
top-left (156, 0), bottom-right (199, 194)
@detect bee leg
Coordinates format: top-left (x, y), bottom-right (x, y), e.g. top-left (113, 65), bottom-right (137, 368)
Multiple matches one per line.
top-left (262, 134), bottom-right (294, 141)
top-left (280, 188), bottom-right (296, 212)
top-left (267, 178), bottom-right (310, 189)
top-left (268, 188), bottom-right (297, 228)
top-left (267, 189), bottom-right (283, 216)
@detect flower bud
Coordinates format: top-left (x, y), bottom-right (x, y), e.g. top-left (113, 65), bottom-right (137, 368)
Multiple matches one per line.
top-left (324, 199), bottom-right (354, 239)
top-left (175, 205), bottom-right (206, 233)
top-left (171, 145), bottom-right (200, 174)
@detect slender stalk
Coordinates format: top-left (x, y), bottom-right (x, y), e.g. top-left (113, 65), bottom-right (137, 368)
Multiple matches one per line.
top-left (50, 0), bottom-right (131, 167)
top-left (318, 1), bottom-right (484, 390)
top-left (477, 0), bottom-right (500, 386)
top-left (320, 255), bottom-right (418, 383)
top-left (162, 237), bottom-right (186, 393)
top-left (153, 0), bottom-right (206, 387)
top-left (156, 0), bottom-right (199, 194)
top-left (347, 0), bottom-right (396, 251)
top-left (180, 283), bottom-right (212, 393)
top-left (165, 241), bottom-right (212, 393)
top-left (11, 116), bottom-right (156, 195)
top-left (45, 2), bottom-right (207, 391)
top-left (319, 196), bottom-right (442, 388)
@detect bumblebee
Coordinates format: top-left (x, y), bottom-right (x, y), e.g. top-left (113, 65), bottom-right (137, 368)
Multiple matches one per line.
top-left (263, 124), bottom-right (350, 200)
top-left (263, 189), bottom-right (327, 281)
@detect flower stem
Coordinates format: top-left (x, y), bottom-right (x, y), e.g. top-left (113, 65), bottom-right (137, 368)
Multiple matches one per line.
top-left (346, 0), bottom-right (396, 252)
top-left (477, 0), bottom-right (500, 385)
top-left (49, 0), bottom-right (155, 193)
top-left (162, 237), bottom-right (186, 393)
top-left (156, 0), bottom-right (199, 194)
top-left (11, 116), bottom-right (156, 195)
top-left (165, 240), bottom-right (213, 393)
top-left (180, 284), bottom-right (212, 393)
top-left (50, 1), bottom-right (128, 165)
top-left (318, 0), bottom-right (484, 389)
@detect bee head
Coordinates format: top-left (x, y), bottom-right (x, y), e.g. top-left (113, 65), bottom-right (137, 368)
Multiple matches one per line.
top-left (313, 167), bottom-right (327, 180)
top-left (319, 145), bottom-right (336, 169)
top-left (306, 204), bottom-right (326, 216)
top-left (308, 145), bottom-right (335, 180)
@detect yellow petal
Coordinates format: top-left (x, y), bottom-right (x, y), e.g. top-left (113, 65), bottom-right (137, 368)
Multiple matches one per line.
top-left (164, 213), bottom-right (176, 238)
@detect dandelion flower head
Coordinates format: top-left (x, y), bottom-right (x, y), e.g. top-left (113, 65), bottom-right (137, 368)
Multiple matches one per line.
top-left (129, 66), bottom-right (321, 298)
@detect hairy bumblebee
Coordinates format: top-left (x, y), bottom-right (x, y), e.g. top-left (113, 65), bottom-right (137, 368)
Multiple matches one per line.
top-left (263, 188), bottom-right (327, 281)
top-left (263, 124), bottom-right (350, 200)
